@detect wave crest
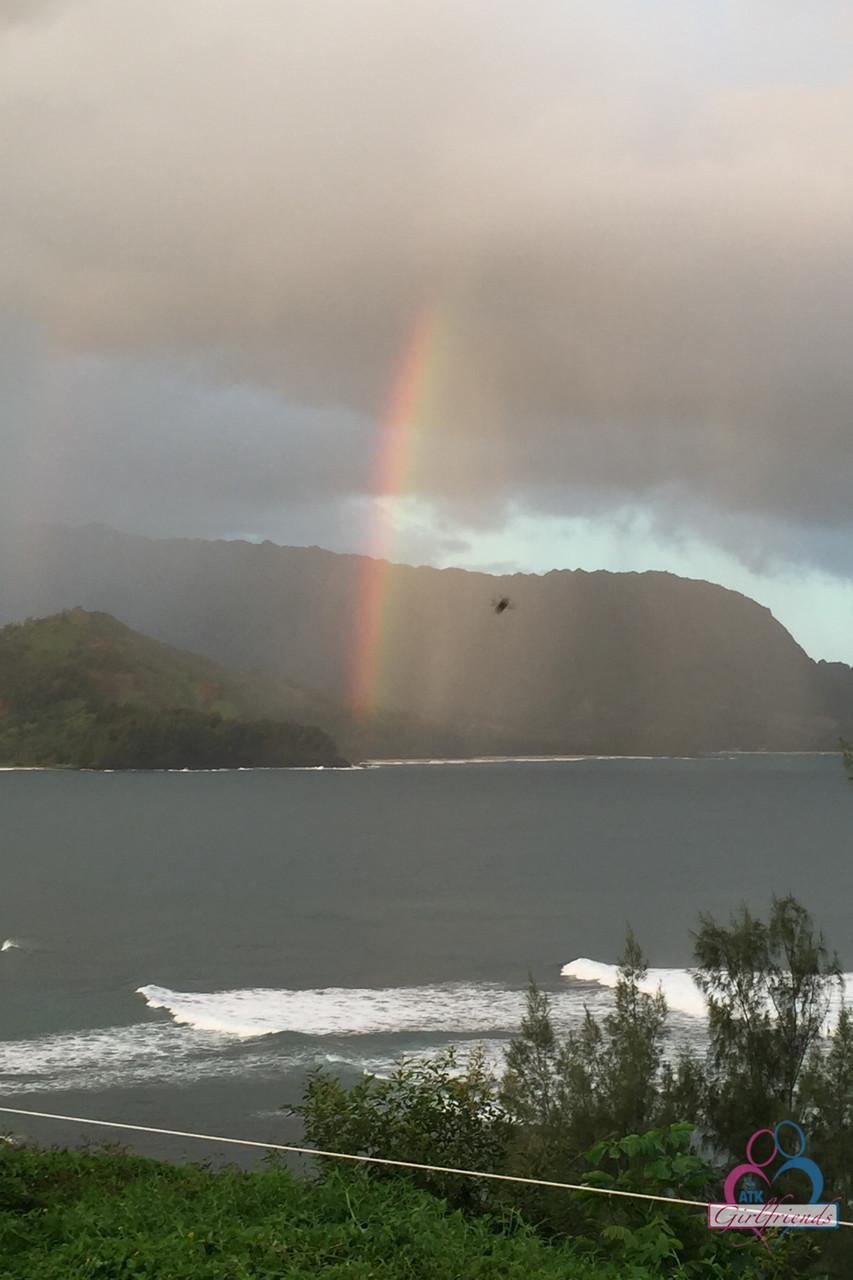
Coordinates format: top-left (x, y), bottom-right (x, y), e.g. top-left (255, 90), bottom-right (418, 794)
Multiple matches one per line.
top-left (561, 959), bottom-right (706, 1018)
top-left (561, 958), bottom-right (853, 1023)
top-left (136, 982), bottom-right (538, 1039)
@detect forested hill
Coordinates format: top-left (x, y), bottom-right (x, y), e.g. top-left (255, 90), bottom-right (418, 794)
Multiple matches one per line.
top-left (2, 523), bottom-right (852, 755)
top-left (0, 609), bottom-right (346, 769)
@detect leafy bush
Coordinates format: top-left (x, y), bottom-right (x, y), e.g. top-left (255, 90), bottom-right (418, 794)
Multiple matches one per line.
top-left (290, 1047), bottom-right (513, 1211)
top-left (577, 1124), bottom-right (805, 1278)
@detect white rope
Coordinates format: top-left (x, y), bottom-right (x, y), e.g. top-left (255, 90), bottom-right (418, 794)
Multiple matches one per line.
top-left (0, 1105), bottom-right (850, 1226)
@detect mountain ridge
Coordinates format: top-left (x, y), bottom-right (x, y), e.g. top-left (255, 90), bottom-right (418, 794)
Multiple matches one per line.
top-left (1, 523), bottom-right (850, 755)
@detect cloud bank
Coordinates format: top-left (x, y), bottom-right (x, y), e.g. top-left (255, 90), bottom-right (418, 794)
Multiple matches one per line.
top-left (1, 0), bottom-right (852, 576)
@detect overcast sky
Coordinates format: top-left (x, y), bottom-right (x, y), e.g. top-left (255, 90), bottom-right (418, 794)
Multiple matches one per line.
top-left (2, 1), bottom-right (853, 659)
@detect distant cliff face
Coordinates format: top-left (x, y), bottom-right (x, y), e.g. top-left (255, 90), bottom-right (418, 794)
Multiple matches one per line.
top-left (1, 523), bottom-right (850, 754)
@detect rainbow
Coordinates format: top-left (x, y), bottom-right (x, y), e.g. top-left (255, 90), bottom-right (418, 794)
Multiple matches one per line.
top-left (349, 307), bottom-right (441, 715)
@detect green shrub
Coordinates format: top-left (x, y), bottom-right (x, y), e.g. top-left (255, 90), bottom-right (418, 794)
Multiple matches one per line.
top-left (289, 1046), bottom-right (513, 1212)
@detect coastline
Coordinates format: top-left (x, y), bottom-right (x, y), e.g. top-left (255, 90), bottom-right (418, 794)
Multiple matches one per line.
top-left (0, 751), bottom-right (838, 772)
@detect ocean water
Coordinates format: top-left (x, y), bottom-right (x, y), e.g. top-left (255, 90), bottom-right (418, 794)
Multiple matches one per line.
top-left (1, 755), bottom-right (851, 1164)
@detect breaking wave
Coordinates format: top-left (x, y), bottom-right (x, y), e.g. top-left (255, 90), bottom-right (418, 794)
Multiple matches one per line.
top-left (9, 960), bottom-right (851, 1099)
top-left (136, 967), bottom-right (714, 1043)
top-left (137, 982), bottom-right (547, 1039)
top-left (561, 959), bottom-right (853, 1024)
top-left (561, 959), bottom-right (707, 1018)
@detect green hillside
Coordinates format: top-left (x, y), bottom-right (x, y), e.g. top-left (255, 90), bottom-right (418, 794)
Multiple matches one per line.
top-left (0, 609), bottom-right (346, 769)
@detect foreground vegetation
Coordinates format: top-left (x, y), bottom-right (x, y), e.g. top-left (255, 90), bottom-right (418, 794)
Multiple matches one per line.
top-left (2, 897), bottom-right (850, 1277)
top-left (293, 894), bottom-right (853, 1277)
top-left (0, 1146), bottom-right (690, 1280)
top-left (0, 610), bottom-right (345, 768)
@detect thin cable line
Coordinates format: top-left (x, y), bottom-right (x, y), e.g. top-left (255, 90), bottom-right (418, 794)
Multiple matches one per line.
top-left (0, 1105), bottom-right (849, 1226)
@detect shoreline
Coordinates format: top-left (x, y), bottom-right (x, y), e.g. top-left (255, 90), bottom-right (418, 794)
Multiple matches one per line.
top-left (361, 749), bottom-right (838, 766)
top-left (0, 750), bottom-right (839, 773)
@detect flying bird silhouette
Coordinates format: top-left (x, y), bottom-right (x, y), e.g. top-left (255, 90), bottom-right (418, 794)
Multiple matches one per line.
top-left (492, 596), bottom-right (513, 615)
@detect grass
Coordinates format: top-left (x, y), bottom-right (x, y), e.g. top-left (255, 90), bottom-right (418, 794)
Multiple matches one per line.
top-left (0, 1145), bottom-right (667, 1279)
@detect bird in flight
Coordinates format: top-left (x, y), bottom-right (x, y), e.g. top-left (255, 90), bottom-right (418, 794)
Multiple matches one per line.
top-left (492, 596), bottom-right (513, 615)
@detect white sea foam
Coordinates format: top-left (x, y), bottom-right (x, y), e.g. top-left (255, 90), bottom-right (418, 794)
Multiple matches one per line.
top-left (364, 757), bottom-right (590, 767)
top-left (137, 982), bottom-right (544, 1039)
top-left (362, 755), bottom-right (727, 767)
top-left (561, 958), bottom-right (853, 1025)
top-left (562, 959), bottom-right (708, 1018)
top-left (0, 1022), bottom-right (309, 1094)
top-left (137, 968), bottom-right (714, 1043)
top-left (11, 962), bottom-right (852, 1100)
top-left (80, 765), bottom-right (343, 773)
top-left (0, 1018), bottom-right (510, 1096)
top-left (315, 1039), bottom-right (510, 1079)
top-left (0, 977), bottom-right (675, 1097)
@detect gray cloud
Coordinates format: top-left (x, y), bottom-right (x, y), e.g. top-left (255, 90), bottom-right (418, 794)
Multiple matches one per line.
top-left (1, 1), bottom-right (853, 568)
top-left (0, 0), bottom-right (70, 26)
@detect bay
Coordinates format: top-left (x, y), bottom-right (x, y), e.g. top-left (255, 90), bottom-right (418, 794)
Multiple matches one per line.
top-left (0, 756), bottom-right (849, 1163)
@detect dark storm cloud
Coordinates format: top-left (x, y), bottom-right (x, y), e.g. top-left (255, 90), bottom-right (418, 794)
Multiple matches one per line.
top-left (0, 332), bottom-right (366, 529)
top-left (1, 1), bottom-right (852, 565)
top-left (0, 327), bottom-right (472, 556)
